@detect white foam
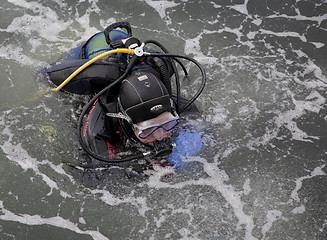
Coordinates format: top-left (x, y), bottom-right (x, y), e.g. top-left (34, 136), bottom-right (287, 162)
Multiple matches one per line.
top-left (261, 210), bottom-right (286, 239)
top-left (229, 0), bottom-right (249, 16)
top-left (184, 32), bottom-right (220, 65)
top-left (243, 179), bottom-right (252, 195)
top-left (238, 101), bottom-right (260, 118)
top-left (311, 42), bottom-right (325, 48)
top-left (1, 139), bottom-right (71, 198)
top-left (91, 188), bottom-right (150, 217)
top-left (79, 217), bottom-right (86, 224)
top-left (293, 49), bottom-right (327, 84)
top-left (290, 165), bottom-right (325, 202)
top-left (0, 200), bottom-right (109, 240)
top-left (267, 12), bottom-right (327, 25)
top-left (259, 29), bottom-right (307, 42)
top-left (211, 2), bottom-right (222, 9)
top-left (223, 27), bottom-right (256, 49)
top-left (3, 0), bottom-right (105, 64)
top-left (283, 90), bottom-right (325, 142)
top-left (252, 19), bottom-right (262, 26)
top-left (6, 0), bottom-right (73, 42)
top-left (292, 204), bottom-right (305, 214)
top-left (146, 156), bottom-right (258, 240)
top-left (0, 112), bottom-right (73, 198)
top-left (247, 31), bottom-right (257, 39)
top-left (0, 44), bottom-right (43, 67)
top-left (39, 160), bottom-right (76, 186)
top-left (247, 90), bottom-right (326, 148)
top-left (144, 0), bottom-right (179, 19)
top-left (205, 103), bottom-right (229, 125)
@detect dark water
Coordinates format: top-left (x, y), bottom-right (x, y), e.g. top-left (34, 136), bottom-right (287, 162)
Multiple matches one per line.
top-left (1, 0), bottom-right (327, 239)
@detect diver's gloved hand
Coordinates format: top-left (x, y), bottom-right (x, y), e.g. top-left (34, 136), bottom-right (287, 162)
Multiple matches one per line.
top-left (167, 130), bottom-right (202, 170)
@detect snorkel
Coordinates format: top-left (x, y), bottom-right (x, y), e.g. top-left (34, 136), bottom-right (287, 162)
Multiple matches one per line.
top-left (57, 22), bottom-right (207, 163)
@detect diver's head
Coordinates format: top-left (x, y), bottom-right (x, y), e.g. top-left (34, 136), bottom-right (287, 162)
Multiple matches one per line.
top-left (119, 71), bottom-right (179, 145)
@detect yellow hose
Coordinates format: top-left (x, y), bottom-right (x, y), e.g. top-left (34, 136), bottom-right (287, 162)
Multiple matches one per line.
top-left (51, 48), bottom-right (135, 92)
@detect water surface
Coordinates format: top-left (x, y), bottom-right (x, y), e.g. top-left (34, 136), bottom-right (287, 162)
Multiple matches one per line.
top-left (1, 0), bottom-right (327, 239)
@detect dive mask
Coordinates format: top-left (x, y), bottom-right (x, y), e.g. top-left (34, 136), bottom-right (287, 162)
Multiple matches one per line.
top-left (134, 112), bottom-right (179, 139)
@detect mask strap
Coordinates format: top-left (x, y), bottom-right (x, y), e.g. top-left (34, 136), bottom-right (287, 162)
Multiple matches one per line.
top-left (106, 98), bottom-right (136, 130)
top-left (106, 112), bottom-right (133, 124)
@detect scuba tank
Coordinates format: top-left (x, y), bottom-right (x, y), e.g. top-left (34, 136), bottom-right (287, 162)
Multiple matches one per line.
top-left (79, 22), bottom-right (133, 59)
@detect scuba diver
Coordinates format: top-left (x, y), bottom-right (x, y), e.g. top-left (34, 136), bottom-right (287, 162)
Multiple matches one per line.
top-left (42, 22), bottom-right (206, 170)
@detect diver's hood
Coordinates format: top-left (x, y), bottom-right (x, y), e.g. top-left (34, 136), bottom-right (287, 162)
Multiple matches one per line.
top-left (119, 71), bottom-right (171, 124)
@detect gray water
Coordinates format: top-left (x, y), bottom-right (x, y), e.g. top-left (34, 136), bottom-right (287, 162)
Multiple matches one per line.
top-left (1, 0), bottom-right (327, 239)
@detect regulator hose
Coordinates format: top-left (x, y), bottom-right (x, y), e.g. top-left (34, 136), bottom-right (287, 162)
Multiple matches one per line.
top-left (144, 40), bottom-right (182, 113)
top-left (144, 52), bottom-right (206, 113)
top-left (149, 56), bottom-right (172, 95)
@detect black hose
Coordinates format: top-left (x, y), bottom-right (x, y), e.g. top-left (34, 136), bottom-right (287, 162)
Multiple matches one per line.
top-left (144, 39), bottom-right (169, 52)
top-left (144, 52), bottom-right (206, 113)
top-left (150, 57), bottom-right (172, 95)
top-left (143, 40), bottom-right (182, 113)
top-left (173, 57), bottom-right (189, 77)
